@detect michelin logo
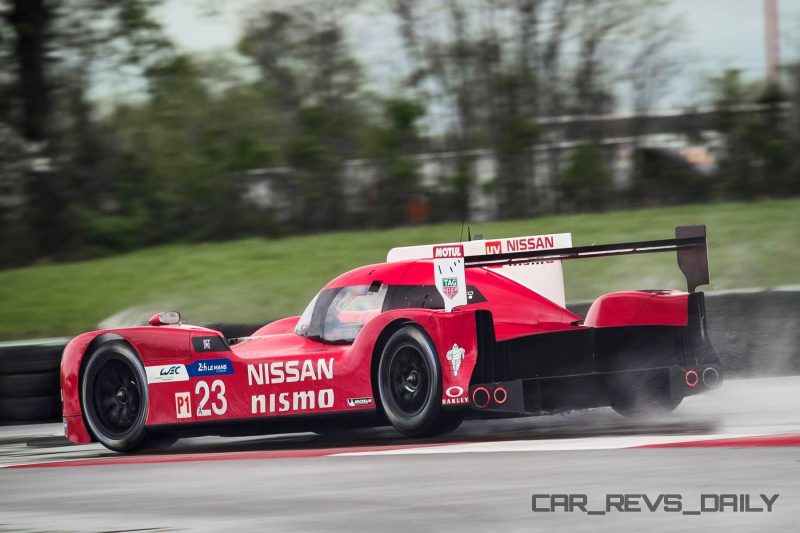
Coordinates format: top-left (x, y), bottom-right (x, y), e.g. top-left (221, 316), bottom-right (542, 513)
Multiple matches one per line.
top-left (347, 397), bottom-right (373, 407)
top-left (188, 359), bottom-right (234, 377)
top-left (446, 344), bottom-right (465, 377)
top-left (146, 364), bottom-right (189, 384)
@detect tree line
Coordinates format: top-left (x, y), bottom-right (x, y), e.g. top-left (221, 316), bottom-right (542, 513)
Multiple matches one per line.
top-left (1, 0), bottom-right (798, 268)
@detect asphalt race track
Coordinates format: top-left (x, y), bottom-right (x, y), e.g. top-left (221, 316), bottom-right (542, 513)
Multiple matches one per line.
top-left (2, 377), bottom-right (800, 532)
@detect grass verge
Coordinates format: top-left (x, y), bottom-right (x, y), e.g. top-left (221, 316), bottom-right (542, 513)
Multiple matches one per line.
top-left (0, 199), bottom-right (798, 339)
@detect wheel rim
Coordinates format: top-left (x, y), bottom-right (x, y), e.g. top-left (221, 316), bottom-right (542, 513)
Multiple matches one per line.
top-left (90, 358), bottom-right (142, 438)
top-left (388, 344), bottom-right (430, 415)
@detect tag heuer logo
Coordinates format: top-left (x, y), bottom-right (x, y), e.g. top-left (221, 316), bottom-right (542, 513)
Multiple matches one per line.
top-left (442, 278), bottom-right (459, 299)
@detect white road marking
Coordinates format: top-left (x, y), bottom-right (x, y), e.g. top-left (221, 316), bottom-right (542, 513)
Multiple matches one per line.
top-left (332, 433), bottom-right (763, 456)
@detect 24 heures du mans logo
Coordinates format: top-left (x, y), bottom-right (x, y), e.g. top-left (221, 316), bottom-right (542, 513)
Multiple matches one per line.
top-left (188, 359), bottom-right (234, 377)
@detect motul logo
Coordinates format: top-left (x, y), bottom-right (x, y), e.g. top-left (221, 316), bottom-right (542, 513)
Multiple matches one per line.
top-left (433, 245), bottom-right (464, 258)
top-left (506, 236), bottom-right (555, 252)
top-left (485, 241), bottom-right (502, 254)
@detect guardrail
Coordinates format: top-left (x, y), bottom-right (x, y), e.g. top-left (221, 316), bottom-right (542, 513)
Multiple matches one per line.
top-left (1, 290), bottom-right (797, 423)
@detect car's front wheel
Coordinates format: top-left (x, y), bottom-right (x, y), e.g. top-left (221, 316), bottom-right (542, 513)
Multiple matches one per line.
top-left (377, 325), bottom-right (462, 437)
top-left (81, 341), bottom-right (149, 452)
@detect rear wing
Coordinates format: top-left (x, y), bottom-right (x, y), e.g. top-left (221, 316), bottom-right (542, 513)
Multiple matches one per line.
top-left (388, 225), bottom-right (709, 312)
top-left (467, 225), bottom-right (710, 293)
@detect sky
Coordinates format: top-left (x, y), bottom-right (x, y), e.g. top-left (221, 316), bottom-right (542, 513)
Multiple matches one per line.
top-left (155, 0), bottom-right (800, 111)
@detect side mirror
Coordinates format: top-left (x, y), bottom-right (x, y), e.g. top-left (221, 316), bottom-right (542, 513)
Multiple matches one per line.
top-left (148, 311), bottom-right (181, 326)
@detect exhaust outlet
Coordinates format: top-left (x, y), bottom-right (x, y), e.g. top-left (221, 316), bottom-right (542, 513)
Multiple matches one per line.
top-left (472, 387), bottom-right (490, 408)
top-left (684, 370), bottom-right (699, 387)
top-left (493, 387), bottom-right (507, 405)
top-left (702, 367), bottom-right (720, 389)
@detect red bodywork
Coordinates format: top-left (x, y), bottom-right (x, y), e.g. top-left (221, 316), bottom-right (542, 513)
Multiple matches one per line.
top-left (61, 259), bottom-right (690, 444)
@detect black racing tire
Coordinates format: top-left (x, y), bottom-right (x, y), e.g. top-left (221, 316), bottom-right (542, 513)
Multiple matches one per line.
top-left (81, 341), bottom-right (150, 452)
top-left (0, 370), bottom-right (60, 398)
top-left (0, 395), bottom-right (61, 422)
top-left (377, 325), bottom-right (462, 437)
top-left (0, 343), bottom-right (64, 375)
top-left (610, 373), bottom-right (682, 418)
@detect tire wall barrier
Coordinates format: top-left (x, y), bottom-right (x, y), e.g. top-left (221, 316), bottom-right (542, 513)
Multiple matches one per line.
top-left (0, 340), bottom-right (67, 424)
top-left (1, 290), bottom-right (798, 423)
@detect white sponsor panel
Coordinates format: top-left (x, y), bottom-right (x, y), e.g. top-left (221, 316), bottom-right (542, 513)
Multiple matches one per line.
top-left (432, 245), bottom-right (467, 312)
top-left (388, 233), bottom-right (572, 307)
top-left (175, 392), bottom-right (191, 419)
top-left (146, 364), bottom-right (189, 384)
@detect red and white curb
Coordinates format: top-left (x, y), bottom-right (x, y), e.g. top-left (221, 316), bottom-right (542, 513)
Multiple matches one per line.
top-left (333, 432), bottom-right (800, 457)
top-left (3, 432), bottom-right (800, 469)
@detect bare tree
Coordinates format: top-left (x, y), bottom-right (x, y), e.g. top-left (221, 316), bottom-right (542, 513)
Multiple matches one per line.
top-left (240, 1), bottom-right (366, 230)
top-left (571, 0), bottom-right (642, 116)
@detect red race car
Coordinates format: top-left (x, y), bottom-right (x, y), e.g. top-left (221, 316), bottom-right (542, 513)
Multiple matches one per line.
top-left (61, 225), bottom-right (721, 452)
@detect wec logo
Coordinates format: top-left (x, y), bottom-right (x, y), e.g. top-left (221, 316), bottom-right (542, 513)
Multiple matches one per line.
top-left (146, 364), bottom-right (189, 383)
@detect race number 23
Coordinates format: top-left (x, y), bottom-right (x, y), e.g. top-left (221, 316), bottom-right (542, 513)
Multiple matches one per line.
top-left (195, 379), bottom-right (227, 416)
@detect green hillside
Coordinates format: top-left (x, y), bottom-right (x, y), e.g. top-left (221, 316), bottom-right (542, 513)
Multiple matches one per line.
top-left (1, 199), bottom-right (798, 339)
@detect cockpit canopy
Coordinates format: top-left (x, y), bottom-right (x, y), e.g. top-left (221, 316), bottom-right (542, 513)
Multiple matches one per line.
top-left (295, 284), bottom-right (389, 344)
top-left (295, 281), bottom-right (468, 344)
top-left (293, 260), bottom-right (570, 345)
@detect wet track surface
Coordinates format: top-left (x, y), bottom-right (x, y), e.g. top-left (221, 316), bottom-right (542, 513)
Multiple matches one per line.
top-left (2, 376), bottom-right (800, 532)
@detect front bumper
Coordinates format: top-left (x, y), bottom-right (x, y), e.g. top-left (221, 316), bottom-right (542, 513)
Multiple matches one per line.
top-left (63, 414), bottom-right (92, 444)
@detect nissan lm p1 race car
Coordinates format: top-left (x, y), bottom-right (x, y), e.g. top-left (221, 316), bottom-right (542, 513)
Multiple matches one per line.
top-left (60, 226), bottom-right (722, 452)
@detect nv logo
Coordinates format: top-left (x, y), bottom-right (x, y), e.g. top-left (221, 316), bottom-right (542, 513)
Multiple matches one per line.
top-left (442, 278), bottom-right (459, 299)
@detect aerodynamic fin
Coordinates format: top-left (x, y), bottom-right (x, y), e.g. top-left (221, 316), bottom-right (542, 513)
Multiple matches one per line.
top-left (464, 225), bottom-right (710, 293)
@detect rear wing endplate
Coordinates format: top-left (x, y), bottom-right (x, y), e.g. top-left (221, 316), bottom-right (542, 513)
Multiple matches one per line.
top-left (465, 225), bottom-right (710, 293)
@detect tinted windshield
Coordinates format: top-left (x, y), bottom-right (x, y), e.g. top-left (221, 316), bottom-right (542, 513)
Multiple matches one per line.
top-left (295, 284), bottom-right (388, 344)
top-left (294, 292), bottom-right (320, 338)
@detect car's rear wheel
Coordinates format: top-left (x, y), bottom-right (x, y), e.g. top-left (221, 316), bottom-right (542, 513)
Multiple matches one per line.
top-left (81, 342), bottom-right (149, 452)
top-left (377, 325), bottom-right (462, 437)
